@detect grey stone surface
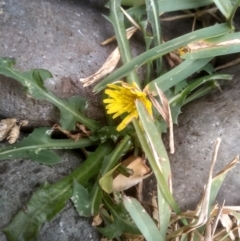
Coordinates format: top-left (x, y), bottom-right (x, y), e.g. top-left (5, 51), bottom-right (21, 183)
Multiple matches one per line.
top-left (169, 65), bottom-right (240, 209)
top-left (38, 204), bottom-right (99, 241)
top-left (1, 0), bottom-right (240, 240)
top-left (0, 0), bottom-right (115, 126)
top-left (143, 66), bottom-right (240, 211)
top-left (0, 1), bottom-right (113, 240)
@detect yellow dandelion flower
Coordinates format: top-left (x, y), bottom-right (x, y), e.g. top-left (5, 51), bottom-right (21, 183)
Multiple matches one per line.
top-left (103, 81), bottom-right (152, 131)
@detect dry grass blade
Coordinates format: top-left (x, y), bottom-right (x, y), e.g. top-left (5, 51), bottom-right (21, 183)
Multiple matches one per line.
top-left (167, 139), bottom-right (221, 239)
top-left (80, 27), bottom-right (137, 87)
top-left (220, 213), bottom-right (235, 240)
top-left (161, 7), bottom-right (218, 21)
top-left (193, 138), bottom-right (221, 224)
top-left (214, 155), bottom-right (239, 178)
top-left (121, 7), bottom-right (141, 30)
top-left (101, 26), bottom-right (137, 46)
top-left (211, 201), bottom-right (225, 237)
top-left (148, 84), bottom-right (174, 154)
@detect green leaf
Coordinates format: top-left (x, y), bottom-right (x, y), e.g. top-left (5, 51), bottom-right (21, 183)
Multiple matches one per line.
top-left (169, 74), bottom-right (232, 123)
top-left (0, 57), bottom-right (101, 131)
top-left (71, 180), bottom-right (91, 217)
top-left (89, 182), bottom-right (103, 216)
top-left (145, 58), bottom-right (212, 95)
top-left (121, 0), bottom-right (145, 6)
top-left (228, 0), bottom-right (240, 28)
top-left (71, 179), bottom-right (104, 217)
top-left (212, 0), bottom-right (233, 19)
top-left (174, 80), bottom-right (188, 95)
top-left (146, 0), bottom-right (162, 75)
top-left (94, 23), bottom-right (231, 92)
top-left (126, 0), bottom-right (213, 21)
top-left (94, 126), bottom-right (122, 143)
top-left (99, 163), bottom-right (121, 193)
top-left (123, 197), bottom-right (164, 241)
top-left (97, 194), bottom-right (140, 239)
top-left (2, 142), bottom-right (114, 241)
top-left (0, 127), bottom-right (95, 165)
top-left (157, 0), bottom-right (213, 12)
top-left (100, 135), bottom-right (132, 176)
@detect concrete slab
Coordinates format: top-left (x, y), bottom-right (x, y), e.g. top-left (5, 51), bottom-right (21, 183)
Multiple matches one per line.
top-left (1, 0), bottom-right (240, 240)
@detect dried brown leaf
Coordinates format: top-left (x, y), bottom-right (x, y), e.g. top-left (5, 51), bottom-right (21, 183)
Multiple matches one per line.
top-left (7, 125), bottom-right (20, 144)
top-left (19, 120), bottom-right (29, 126)
top-left (112, 156), bottom-right (152, 192)
top-left (100, 238), bottom-right (112, 241)
top-left (76, 123), bottom-right (91, 136)
top-left (92, 214), bottom-right (102, 227)
top-left (80, 27), bottom-right (137, 86)
top-left (122, 233), bottom-right (144, 241)
top-left (0, 118), bottom-right (17, 141)
top-left (166, 52), bottom-right (183, 68)
top-left (52, 124), bottom-right (81, 141)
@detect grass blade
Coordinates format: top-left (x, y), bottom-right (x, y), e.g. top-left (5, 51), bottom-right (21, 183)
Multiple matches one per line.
top-left (228, 0), bottom-right (240, 28)
top-left (0, 127), bottom-right (95, 164)
top-left (157, 0), bottom-right (213, 12)
top-left (146, 0), bottom-right (162, 75)
top-left (97, 194), bottom-right (140, 238)
top-left (145, 58), bottom-right (212, 95)
top-left (212, 0), bottom-right (233, 19)
top-left (134, 102), bottom-right (181, 215)
top-left (94, 23), bottom-right (230, 92)
top-left (107, 0), bottom-right (140, 85)
top-left (123, 196), bottom-right (164, 241)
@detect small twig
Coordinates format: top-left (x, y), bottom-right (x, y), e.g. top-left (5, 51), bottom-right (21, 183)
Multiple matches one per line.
top-left (215, 57), bottom-right (240, 71)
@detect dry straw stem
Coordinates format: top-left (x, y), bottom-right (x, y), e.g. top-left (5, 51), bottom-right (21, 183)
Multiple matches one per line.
top-left (160, 7), bottom-right (219, 21)
top-left (167, 149), bottom-right (239, 240)
top-left (167, 139), bottom-right (224, 239)
top-left (80, 26), bottom-right (137, 87)
top-left (215, 57), bottom-right (240, 71)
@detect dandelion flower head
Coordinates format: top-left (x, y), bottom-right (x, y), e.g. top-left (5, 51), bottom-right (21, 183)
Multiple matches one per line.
top-left (103, 81), bottom-right (152, 131)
